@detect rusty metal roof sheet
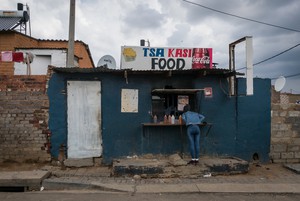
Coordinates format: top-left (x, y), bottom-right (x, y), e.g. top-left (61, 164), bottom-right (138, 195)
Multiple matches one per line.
top-left (52, 66), bottom-right (243, 77)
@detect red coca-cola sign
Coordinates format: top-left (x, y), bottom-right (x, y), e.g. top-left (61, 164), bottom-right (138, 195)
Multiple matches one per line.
top-left (192, 48), bottom-right (212, 69)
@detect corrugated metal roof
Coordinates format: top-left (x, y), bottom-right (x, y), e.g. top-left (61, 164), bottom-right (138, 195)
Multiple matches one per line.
top-left (0, 17), bottom-right (21, 30)
top-left (52, 66), bottom-right (243, 77)
top-left (37, 39), bottom-right (86, 43)
top-left (0, 30), bottom-right (87, 44)
top-left (16, 47), bottom-right (67, 50)
top-left (52, 67), bottom-right (128, 73)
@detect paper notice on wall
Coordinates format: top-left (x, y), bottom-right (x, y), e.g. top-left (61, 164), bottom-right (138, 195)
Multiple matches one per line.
top-left (178, 95), bottom-right (189, 111)
top-left (121, 89), bottom-right (138, 113)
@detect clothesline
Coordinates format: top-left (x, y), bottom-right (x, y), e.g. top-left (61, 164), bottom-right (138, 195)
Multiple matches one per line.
top-left (0, 51), bottom-right (33, 75)
top-left (0, 51), bottom-right (25, 62)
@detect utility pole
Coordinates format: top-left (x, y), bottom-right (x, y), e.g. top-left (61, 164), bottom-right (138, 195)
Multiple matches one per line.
top-left (67, 0), bottom-right (75, 67)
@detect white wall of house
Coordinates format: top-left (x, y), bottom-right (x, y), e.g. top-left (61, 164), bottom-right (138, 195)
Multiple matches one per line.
top-left (14, 49), bottom-right (78, 75)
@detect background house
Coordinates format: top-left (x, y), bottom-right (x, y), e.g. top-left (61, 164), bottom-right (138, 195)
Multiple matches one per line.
top-left (0, 30), bottom-right (94, 75)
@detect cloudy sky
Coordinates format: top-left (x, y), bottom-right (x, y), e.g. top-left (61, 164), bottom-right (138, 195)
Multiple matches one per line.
top-left (2, 0), bottom-right (300, 93)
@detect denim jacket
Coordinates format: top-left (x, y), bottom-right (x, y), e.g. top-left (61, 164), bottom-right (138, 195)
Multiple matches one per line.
top-left (182, 111), bottom-right (205, 125)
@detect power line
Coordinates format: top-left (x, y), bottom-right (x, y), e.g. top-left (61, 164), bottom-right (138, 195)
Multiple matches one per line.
top-left (236, 43), bottom-right (300, 70)
top-left (181, 0), bottom-right (300, 79)
top-left (271, 73), bottom-right (300, 80)
top-left (182, 0), bottom-right (300, 33)
top-left (285, 72), bottom-right (300, 78)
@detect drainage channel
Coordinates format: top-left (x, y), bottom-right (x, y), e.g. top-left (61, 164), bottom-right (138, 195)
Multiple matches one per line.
top-left (0, 186), bottom-right (27, 192)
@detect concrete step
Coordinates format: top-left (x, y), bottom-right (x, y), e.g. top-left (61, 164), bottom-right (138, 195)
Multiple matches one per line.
top-left (0, 170), bottom-right (50, 192)
top-left (112, 159), bottom-right (167, 176)
top-left (112, 155), bottom-right (249, 177)
top-left (205, 157), bottom-right (249, 175)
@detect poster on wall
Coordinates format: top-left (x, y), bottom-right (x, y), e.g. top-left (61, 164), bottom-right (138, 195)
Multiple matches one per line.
top-left (121, 89), bottom-right (138, 113)
top-left (204, 87), bottom-right (213, 98)
top-left (121, 46), bottom-right (212, 70)
top-left (177, 95), bottom-right (189, 111)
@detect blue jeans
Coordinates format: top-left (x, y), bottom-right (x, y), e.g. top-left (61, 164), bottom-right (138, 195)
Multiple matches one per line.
top-left (187, 125), bottom-right (200, 159)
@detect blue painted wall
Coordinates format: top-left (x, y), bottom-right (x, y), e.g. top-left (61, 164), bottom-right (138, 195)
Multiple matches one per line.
top-left (47, 73), bottom-right (67, 158)
top-left (48, 71), bottom-right (271, 164)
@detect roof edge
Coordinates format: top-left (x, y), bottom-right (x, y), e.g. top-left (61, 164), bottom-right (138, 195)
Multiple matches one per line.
top-left (51, 66), bottom-right (244, 77)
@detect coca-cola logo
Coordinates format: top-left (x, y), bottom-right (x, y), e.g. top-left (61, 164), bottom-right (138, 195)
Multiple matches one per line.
top-left (192, 56), bottom-right (210, 64)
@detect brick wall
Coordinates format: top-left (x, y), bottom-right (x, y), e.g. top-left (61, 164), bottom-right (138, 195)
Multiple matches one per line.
top-left (0, 75), bottom-right (50, 162)
top-left (270, 89), bottom-right (300, 163)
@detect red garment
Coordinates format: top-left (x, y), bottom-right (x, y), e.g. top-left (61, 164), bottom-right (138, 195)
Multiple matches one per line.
top-left (13, 52), bottom-right (24, 62)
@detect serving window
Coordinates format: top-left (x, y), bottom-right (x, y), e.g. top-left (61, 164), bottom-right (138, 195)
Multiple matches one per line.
top-left (151, 88), bottom-right (200, 122)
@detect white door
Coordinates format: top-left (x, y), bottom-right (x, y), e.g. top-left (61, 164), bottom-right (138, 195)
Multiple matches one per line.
top-left (67, 81), bottom-right (102, 158)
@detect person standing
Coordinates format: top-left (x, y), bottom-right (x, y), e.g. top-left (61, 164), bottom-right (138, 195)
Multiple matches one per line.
top-left (182, 104), bottom-right (205, 165)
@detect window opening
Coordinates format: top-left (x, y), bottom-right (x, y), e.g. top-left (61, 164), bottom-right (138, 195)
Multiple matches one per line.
top-left (151, 86), bottom-right (196, 122)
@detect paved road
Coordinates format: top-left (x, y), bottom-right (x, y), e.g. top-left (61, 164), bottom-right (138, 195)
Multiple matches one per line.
top-left (1, 191), bottom-right (300, 201)
top-left (1, 161), bottom-right (300, 194)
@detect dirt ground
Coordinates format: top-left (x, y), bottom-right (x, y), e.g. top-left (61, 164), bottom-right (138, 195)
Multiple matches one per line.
top-left (212, 162), bottom-right (296, 181)
top-left (245, 163), bottom-right (292, 178)
top-left (0, 159), bottom-right (291, 180)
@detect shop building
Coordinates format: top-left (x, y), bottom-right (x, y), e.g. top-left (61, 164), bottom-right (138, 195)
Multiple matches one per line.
top-left (47, 65), bottom-right (271, 164)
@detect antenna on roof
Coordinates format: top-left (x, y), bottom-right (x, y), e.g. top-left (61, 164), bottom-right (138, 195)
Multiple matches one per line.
top-left (274, 76), bottom-right (286, 92)
top-left (97, 55), bottom-right (116, 69)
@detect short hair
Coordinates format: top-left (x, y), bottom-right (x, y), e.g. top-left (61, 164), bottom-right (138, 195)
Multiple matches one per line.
top-left (183, 104), bottom-right (190, 112)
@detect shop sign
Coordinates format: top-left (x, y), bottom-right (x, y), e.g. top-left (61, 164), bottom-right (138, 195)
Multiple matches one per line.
top-left (121, 46), bottom-right (212, 70)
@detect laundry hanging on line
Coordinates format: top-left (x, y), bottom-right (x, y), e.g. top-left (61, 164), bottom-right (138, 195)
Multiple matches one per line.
top-left (0, 51), bottom-right (25, 62)
top-left (1, 51), bottom-right (13, 62)
top-left (13, 52), bottom-right (24, 62)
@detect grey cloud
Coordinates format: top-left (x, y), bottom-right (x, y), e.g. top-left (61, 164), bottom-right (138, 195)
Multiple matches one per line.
top-left (167, 23), bottom-right (191, 46)
top-left (122, 4), bottom-right (166, 29)
top-left (182, 0), bottom-right (300, 32)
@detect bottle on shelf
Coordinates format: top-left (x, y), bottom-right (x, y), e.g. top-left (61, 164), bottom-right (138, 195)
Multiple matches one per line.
top-left (168, 115), bottom-right (171, 124)
top-left (171, 115), bottom-right (175, 124)
top-left (164, 115), bottom-right (168, 123)
top-left (153, 115), bottom-right (157, 123)
top-left (179, 115), bottom-right (182, 124)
